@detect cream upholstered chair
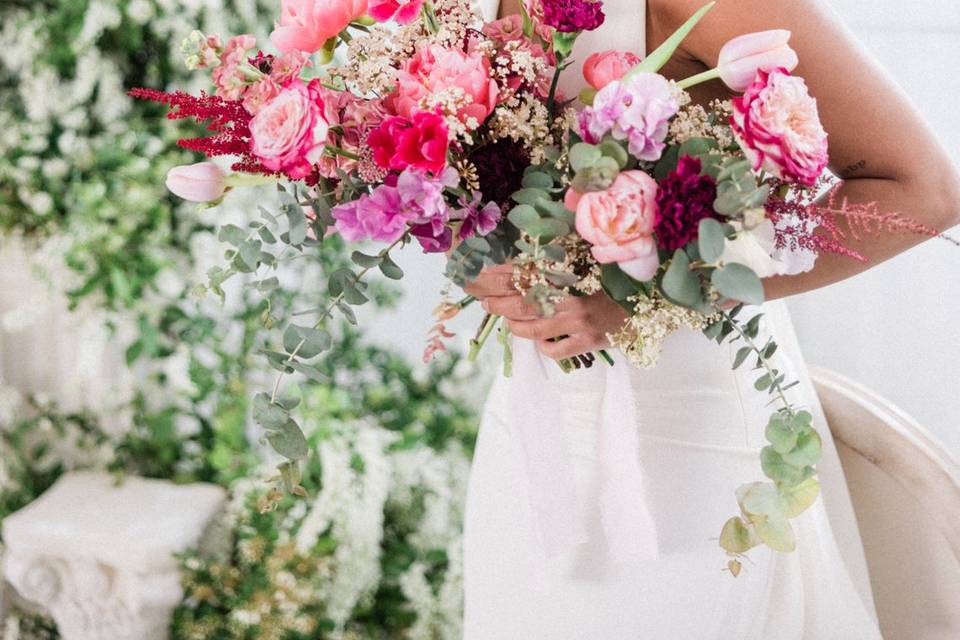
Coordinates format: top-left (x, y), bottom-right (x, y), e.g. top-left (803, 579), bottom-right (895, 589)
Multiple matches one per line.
top-left (811, 367), bottom-right (960, 640)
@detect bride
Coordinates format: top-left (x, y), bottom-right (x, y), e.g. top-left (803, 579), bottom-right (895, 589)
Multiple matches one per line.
top-left (462, 0), bottom-right (960, 637)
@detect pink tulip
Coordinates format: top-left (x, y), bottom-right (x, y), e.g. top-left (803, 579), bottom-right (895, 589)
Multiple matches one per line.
top-left (718, 30), bottom-right (798, 92)
top-left (582, 50), bottom-right (642, 91)
top-left (165, 162), bottom-right (227, 202)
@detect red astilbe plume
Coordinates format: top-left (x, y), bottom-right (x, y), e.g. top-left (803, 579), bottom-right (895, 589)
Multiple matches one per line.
top-left (128, 88), bottom-right (274, 175)
top-left (765, 181), bottom-right (957, 263)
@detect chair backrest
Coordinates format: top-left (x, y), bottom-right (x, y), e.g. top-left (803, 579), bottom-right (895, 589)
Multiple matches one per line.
top-left (811, 367), bottom-right (960, 640)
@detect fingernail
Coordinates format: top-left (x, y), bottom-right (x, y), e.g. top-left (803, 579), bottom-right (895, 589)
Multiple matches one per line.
top-left (481, 300), bottom-right (489, 312)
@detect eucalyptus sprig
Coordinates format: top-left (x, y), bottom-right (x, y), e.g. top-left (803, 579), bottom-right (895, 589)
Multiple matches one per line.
top-left (706, 305), bottom-right (822, 577)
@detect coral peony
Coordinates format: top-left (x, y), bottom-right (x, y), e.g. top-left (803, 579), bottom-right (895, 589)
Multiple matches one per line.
top-left (391, 44), bottom-right (499, 131)
top-left (250, 78), bottom-right (329, 179)
top-left (367, 112), bottom-right (449, 174)
top-left (654, 155), bottom-right (719, 251)
top-left (730, 68), bottom-right (829, 186)
top-left (368, 0), bottom-right (425, 24)
top-left (582, 50), bottom-right (642, 90)
top-left (566, 171), bottom-right (661, 281)
top-left (270, 0), bottom-right (368, 54)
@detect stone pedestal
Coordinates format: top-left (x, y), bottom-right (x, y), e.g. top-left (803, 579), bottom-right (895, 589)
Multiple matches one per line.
top-left (1, 471), bottom-right (226, 640)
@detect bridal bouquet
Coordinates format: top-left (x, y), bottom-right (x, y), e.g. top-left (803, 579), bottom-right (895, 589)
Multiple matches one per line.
top-left (134, 0), bottom-right (942, 572)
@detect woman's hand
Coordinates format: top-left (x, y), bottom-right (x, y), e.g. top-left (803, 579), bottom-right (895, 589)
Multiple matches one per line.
top-left (463, 265), bottom-right (628, 360)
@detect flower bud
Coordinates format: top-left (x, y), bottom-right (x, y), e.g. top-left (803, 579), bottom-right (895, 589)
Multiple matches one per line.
top-left (718, 30), bottom-right (798, 92)
top-left (165, 162), bottom-right (227, 202)
top-left (582, 50), bottom-right (643, 91)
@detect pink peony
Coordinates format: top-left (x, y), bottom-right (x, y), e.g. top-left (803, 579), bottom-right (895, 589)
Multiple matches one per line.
top-left (368, 0), bottom-right (424, 24)
top-left (367, 112), bottom-right (449, 174)
top-left (165, 162), bottom-right (227, 202)
top-left (718, 30), bottom-right (798, 92)
top-left (566, 171), bottom-right (661, 281)
top-left (582, 50), bottom-right (642, 90)
top-left (250, 78), bottom-right (329, 179)
top-left (211, 34), bottom-right (257, 100)
top-left (390, 44), bottom-right (499, 131)
top-left (270, 0), bottom-right (368, 54)
top-left (730, 68), bottom-right (829, 186)
top-left (482, 15), bottom-right (526, 43)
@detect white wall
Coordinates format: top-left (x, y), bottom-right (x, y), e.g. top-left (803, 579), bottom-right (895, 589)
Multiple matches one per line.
top-left (368, 0), bottom-right (960, 455)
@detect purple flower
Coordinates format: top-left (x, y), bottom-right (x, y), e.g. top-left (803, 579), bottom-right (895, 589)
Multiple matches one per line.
top-left (540, 0), bottom-right (605, 33)
top-left (410, 223), bottom-right (453, 253)
top-left (655, 155), bottom-right (719, 251)
top-left (332, 184), bottom-right (412, 243)
top-left (578, 72), bottom-right (678, 161)
top-left (333, 166), bottom-right (460, 249)
top-left (456, 193), bottom-right (502, 238)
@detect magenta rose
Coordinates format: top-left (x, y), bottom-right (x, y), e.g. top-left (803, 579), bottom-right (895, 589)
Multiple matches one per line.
top-left (250, 78), bottom-right (329, 179)
top-left (730, 68), bottom-right (829, 186)
top-left (565, 171), bottom-right (661, 282)
top-left (391, 44), bottom-right (499, 131)
top-left (582, 50), bottom-right (641, 90)
top-left (368, 0), bottom-right (424, 24)
top-left (367, 112), bottom-right (449, 174)
top-left (270, 0), bottom-right (368, 54)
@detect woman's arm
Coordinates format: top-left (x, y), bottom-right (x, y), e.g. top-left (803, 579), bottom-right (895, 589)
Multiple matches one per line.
top-left (656, 0), bottom-right (960, 299)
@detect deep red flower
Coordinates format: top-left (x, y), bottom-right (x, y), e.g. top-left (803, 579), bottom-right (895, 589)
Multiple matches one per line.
top-left (367, 112), bottom-right (449, 174)
top-left (654, 155), bottom-right (719, 251)
top-left (540, 0), bottom-right (605, 33)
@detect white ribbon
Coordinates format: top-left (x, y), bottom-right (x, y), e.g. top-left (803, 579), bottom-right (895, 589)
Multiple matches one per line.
top-left (504, 338), bottom-right (659, 562)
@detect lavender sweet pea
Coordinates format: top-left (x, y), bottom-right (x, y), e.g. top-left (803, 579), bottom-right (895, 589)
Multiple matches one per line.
top-left (578, 72), bottom-right (679, 161)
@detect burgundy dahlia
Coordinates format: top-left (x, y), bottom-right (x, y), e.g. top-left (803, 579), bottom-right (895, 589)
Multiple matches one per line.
top-left (540, 0), bottom-right (605, 33)
top-left (654, 155), bottom-right (719, 252)
top-left (469, 138), bottom-right (529, 208)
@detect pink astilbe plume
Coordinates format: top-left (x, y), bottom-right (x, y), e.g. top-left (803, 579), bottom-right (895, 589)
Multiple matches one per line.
top-left (766, 181), bottom-right (956, 263)
top-left (128, 88), bottom-right (274, 175)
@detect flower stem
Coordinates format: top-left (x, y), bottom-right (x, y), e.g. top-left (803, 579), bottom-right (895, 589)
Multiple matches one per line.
top-left (677, 67), bottom-right (721, 89)
top-left (469, 313), bottom-right (501, 362)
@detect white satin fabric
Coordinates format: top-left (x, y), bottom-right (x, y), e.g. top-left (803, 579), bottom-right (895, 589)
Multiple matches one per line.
top-left (463, 301), bottom-right (884, 638)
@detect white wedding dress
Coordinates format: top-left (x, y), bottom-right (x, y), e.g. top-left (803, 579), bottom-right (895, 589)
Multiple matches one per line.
top-left (463, 1), bottom-right (885, 637)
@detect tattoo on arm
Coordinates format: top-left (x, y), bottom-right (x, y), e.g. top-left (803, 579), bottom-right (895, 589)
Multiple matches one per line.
top-left (840, 160), bottom-right (866, 179)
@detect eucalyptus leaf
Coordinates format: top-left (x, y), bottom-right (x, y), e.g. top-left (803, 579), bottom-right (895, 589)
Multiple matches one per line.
top-left (719, 516), bottom-right (758, 554)
top-left (782, 428), bottom-right (822, 468)
top-left (712, 263), bottom-right (765, 305)
top-left (379, 254), bottom-right (404, 280)
top-left (351, 251), bottom-right (382, 269)
top-left (781, 477), bottom-right (821, 518)
top-left (218, 224), bottom-right (247, 246)
top-left (569, 143), bottom-right (602, 171)
top-left (765, 414), bottom-right (798, 454)
top-left (508, 204), bottom-right (541, 231)
top-left (754, 517), bottom-right (796, 552)
top-left (512, 188), bottom-right (549, 205)
top-left (698, 218), bottom-right (726, 263)
top-left (760, 447), bottom-right (806, 486)
top-left (522, 171), bottom-right (554, 189)
top-left (525, 218), bottom-right (569, 241)
top-left (662, 250), bottom-right (701, 308)
top-left (265, 418), bottom-right (309, 461)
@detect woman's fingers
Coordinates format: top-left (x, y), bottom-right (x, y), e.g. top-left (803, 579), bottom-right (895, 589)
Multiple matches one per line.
top-left (482, 294), bottom-right (539, 320)
top-left (535, 334), bottom-right (593, 361)
top-left (461, 264), bottom-right (516, 298)
top-left (507, 315), bottom-right (570, 341)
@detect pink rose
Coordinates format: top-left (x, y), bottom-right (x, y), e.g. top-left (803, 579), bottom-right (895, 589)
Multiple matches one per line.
top-left (566, 171), bottom-right (661, 281)
top-left (250, 78), bottom-right (329, 180)
top-left (270, 0), bottom-right (368, 54)
top-left (390, 44), bottom-right (499, 131)
top-left (165, 162), bottom-right (227, 202)
top-left (730, 68), bottom-right (829, 186)
top-left (367, 112), bottom-right (449, 174)
top-left (582, 50), bottom-right (642, 91)
top-left (718, 30), bottom-right (798, 92)
top-left (242, 77), bottom-right (281, 114)
top-left (368, 0), bottom-right (424, 24)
